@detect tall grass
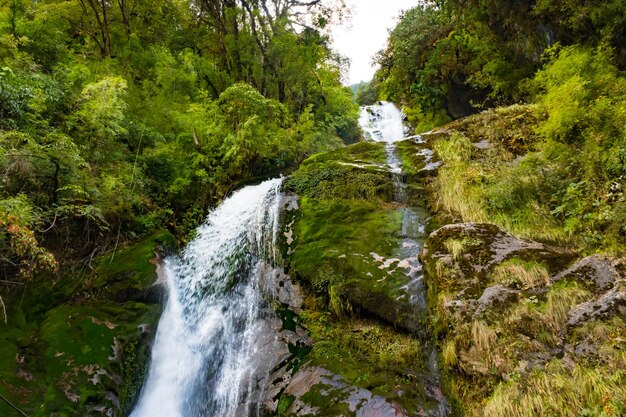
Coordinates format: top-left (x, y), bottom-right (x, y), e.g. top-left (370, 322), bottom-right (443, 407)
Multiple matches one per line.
top-left (490, 259), bottom-right (550, 289)
top-left (482, 362), bottom-right (626, 417)
top-left (433, 133), bottom-right (487, 223)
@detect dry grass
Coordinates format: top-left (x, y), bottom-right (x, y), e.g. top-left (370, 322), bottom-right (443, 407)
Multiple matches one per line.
top-left (456, 320), bottom-right (505, 376)
top-left (442, 338), bottom-right (458, 367)
top-left (444, 237), bottom-right (482, 261)
top-left (544, 282), bottom-right (589, 331)
top-left (490, 203), bottom-right (568, 244)
top-left (481, 362), bottom-right (626, 417)
top-left (433, 133), bottom-right (488, 223)
top-left (431, 122), bottom-right (568, 244)
top-left (434, 163), bottom-right (487, 223)
top-left (491, 259), bottom-right (550, 289)
top-left (471, 320), bottom-right (497, 353)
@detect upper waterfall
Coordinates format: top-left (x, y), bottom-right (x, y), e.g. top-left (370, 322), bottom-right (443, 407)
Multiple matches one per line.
top-left (130, 178), bottom-right (283, 417)
top-left (359, 101), bottom-right (407, 143)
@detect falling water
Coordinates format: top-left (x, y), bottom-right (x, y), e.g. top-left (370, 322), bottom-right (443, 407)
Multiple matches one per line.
top-left (359, 101), bottom-right (450, 417)
top-left (359, 101), bottom-right (407, 174)
top-left (130, 178), bottom-right (283, 417)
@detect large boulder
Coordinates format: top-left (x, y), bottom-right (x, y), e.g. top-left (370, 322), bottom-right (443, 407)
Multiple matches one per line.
top-left (421, 222), bottom-right (575, 298)
top-left (567, 280), bottom-right (626, 329)
top-left (552, 255), bottom-right (625, 293)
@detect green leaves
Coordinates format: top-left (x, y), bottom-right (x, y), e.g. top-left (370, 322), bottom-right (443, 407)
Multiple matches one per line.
top-left (75, 76), bottom-right (128, 140)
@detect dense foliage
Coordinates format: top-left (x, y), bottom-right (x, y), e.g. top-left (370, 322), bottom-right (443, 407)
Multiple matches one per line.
top-left (376, 0), bottom-right (626, 132)
top-left (0, 0), bottom-right (360, 278)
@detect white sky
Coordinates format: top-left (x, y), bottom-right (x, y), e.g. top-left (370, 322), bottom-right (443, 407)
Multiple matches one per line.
top-left (330, 0), bottom-right (418, 85)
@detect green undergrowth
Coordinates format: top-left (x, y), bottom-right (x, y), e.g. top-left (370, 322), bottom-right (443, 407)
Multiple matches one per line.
top-left (87, 230), bottom-right (176, 296)
top-left (0, 231), bottom-right (173, 417)
top-left (429, 47), bottom-right (626, 254)
top-left (431, 107), bottom-right (570, 244)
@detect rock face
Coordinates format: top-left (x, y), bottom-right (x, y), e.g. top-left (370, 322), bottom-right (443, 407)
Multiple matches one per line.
top-left (420, 221), bottom-right (626, 416)
top-left (421, 222), bottom-right (575, 299)
top-left (552, 255), bottom-right (625, 292)
top-left (276, 140), bottom-right (449, 416)
top-left (279, 366), bottom-right (409, 417)
top-left (567, 280), bottom-right (626, 329)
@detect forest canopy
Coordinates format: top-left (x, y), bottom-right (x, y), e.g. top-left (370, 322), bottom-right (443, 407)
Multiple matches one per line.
top-left (0, 0), bottom-right (359, 277)
top-left (374, 0), bottom-right (626, 132)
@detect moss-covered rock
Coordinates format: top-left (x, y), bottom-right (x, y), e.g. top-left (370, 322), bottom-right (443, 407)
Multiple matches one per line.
top-left (0, 231), bottom-right (175, 417)
top-left (279, 140), bottom-right (447, 416)
top-left (420, 221), bottom-right (626, 416)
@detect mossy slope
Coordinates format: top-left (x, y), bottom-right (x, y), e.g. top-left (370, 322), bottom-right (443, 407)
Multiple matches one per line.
top-left (0, 231), bottom-right (174, 417)
top-left (419, 105), bottom-right (626, 417)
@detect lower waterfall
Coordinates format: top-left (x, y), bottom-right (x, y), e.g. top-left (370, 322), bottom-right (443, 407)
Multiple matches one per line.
top-left (130, 178), bottom-right (283, 417)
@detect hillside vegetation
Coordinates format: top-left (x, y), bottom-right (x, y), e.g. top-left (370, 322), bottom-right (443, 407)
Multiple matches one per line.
top-left (0, 0), bottom-right (358, 282)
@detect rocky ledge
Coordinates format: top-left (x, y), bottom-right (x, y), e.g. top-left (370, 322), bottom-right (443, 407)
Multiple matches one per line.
top-left (420, 221), bottom-right (626, 416)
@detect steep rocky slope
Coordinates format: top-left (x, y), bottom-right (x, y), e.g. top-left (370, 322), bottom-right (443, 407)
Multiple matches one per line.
top-left (418, 106), bottom-right (626, 417)
top-left (271, 139), bottom-right (450, 416)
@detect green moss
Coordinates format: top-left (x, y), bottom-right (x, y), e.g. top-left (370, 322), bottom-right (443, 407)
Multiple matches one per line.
top-left (395, 139), bottom-right (428, 177)
top-left (290, 197), bottom-right (401, 289)
top-left (304, 141), bottom-right (388, 166)
top-left (285, 134), bottom-right (444, 415)
top-left (89, 230), bottom-right (176, 293)
top-left (297, 310), bottom-right (436, 414)
top-left (0, 232), bottom-right (171, 416)
top-left (300, 382), bottom-right (352, 416)
top-left (277, 393), bottom-right (295, 415)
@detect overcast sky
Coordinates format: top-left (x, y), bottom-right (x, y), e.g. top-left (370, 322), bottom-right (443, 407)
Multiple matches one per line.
top-left (330, 0), bottom-right (418, 85)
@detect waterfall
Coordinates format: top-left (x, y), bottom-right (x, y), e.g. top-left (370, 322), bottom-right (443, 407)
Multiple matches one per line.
top-left (130, 178), bottom-right (283, 417)
top-left (359, 101), bottom-right (408, 175)
top-left (359, 101), bottom-right (407, 143)
top-left (359, 101), bottom-right (450, 417)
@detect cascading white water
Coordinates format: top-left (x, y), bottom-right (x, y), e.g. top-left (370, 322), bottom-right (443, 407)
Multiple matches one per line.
top-left (130, 178), bottom-right (283, 417)
top-left (359, 101), bottom-right (450, 417)
top-left (359, 101), bottom-right (407, 143)
top-left (359, 102), bottom-right (408, 174)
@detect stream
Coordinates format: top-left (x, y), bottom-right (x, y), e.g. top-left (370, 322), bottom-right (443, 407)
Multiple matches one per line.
top-left (360, 102), bottom-right (449, 417)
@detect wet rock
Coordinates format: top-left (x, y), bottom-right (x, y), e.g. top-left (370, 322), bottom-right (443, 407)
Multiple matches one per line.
top-left (552, 255), bottom-right (625, 293)
top-left (260, 267), bottom-right (304, 312)
top-left (428, 223), bottom-right (572, 272)
top-left (357, 398), bottom-right (408, 417)
top-left (567, 280), bottom-right (626, 329)
top-left (514, 348), bottom-right (562, 374)
top-left (340, 281), bottom-right (425, 337)
top-left (280, 366), bottom-right (409, 417)
top-left (475, 285), bottom-right (521, 315)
